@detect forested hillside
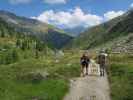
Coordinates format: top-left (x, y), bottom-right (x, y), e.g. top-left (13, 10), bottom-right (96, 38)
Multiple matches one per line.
top-left (0, 10), bottom-right (73, 49)
top-left (0, 17), bottom-right (51, 65)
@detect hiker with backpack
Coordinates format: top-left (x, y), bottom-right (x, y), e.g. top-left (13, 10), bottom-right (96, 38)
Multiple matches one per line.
top-left (80, 52), bottom-right (90, 76)
top-left (97, 50), bottom-right (108, 76)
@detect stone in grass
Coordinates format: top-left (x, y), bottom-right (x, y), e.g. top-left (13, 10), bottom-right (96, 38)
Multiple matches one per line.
top-left (18, 71), bottom-right (49, 83)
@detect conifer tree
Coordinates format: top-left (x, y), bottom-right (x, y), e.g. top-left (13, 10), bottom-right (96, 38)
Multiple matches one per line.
top-left (16, 39), bottom-right (21, 48)
top-left (12, 49), bottom-right (19, 62)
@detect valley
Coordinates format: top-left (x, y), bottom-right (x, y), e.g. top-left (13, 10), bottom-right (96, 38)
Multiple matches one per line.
top-left (0, 8), bottom-right (133, 100)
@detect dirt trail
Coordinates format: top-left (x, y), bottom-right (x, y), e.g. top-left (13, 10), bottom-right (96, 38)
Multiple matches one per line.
top-left (64, 60), bottom-right (111, 100)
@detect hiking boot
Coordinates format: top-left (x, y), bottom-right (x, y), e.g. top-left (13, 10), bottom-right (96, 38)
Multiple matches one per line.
top-left (86, 73), bottom-right (88, 75)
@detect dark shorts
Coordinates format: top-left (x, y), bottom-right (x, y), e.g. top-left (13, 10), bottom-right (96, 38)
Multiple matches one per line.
top-left (100, 64), bottom-right (106, 68)
top-left (81, 62), bottom-right (89, 68)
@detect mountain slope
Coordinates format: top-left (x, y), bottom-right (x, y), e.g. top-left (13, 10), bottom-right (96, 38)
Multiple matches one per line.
top-left (67, 9), bottom-right (133, 52)
top-left (0, 10), bottom-right (73, 49)
top-left (0, 17), bottom-right (53, 64)
top-left (64, 26), bottom-right (85, 37)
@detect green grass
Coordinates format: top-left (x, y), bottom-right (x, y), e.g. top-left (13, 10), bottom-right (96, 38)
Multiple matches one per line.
top-left (0, 34), bottom-right (80, 100)
top-left (0, 51), bottom-right (81, 100)
top-left (0, 78), bottom-right (68, 100)
top-left (109, 54), bottom-right (133, 100)
top-left (1, 40), bottom-right (133, 100)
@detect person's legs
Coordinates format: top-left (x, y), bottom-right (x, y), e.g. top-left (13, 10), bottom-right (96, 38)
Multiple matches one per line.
top-left (100, 67), bottom-right (102, 76)
top-left (81, 66), bottom-right (83, 76)
top-left (103, 65), bottom-right (105, 76)
top-left (102, 67), bottom-right (104, 76)
top-left (103, 68), bottom-right (105, 76)
top-left (100, 64), bottom-right (102, 76)
top-left (100, 63), bottom-right (105, 76)
top-left (81, 65), bottom-right (85, 76)
top-left (85, 63), bottom-right (89, 75)
top-left (100, 66), bottom-right (104, 76)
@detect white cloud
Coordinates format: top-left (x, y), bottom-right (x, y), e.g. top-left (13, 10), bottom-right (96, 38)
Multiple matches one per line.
top-left (130, 3), bottom-right (133, 8)
top-left (43, 0), bottom-right (67, 4)
top-left (32, 7), bottom-right (103, 28)
top-left (104, 11), bottom-right (124, 20)
top-left (9, 0), bottom-right (32, 4)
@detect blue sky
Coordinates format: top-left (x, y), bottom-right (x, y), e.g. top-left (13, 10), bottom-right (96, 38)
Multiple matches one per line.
top-left (0, 0), bottom-right (133, 28)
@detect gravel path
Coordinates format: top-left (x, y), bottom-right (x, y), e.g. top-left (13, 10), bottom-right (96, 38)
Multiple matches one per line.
top-left (64, 61), bottom-right (111, 100)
